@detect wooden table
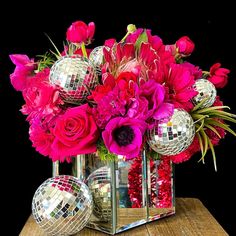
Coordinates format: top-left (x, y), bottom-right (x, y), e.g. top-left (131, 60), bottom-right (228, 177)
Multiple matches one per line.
top-left (20, 198), bottom-right (228, 236)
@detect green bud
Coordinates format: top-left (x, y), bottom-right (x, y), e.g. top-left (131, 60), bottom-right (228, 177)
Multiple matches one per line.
top-left (127, 24), bottom-right (136, 33)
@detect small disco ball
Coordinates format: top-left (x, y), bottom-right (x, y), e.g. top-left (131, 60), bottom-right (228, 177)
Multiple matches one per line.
top-left (147, 109), bottom-right (195, 156)
top-left (86, 166), bottom-right (112, 222)
top-left (89, 46), bottom-right (108, 75)
top-left (49, 55), bottom-right (98, 104)
top-left (32, 175), bottom-right (93, 236)
top-left (192, 79), bottom-right (217, 108)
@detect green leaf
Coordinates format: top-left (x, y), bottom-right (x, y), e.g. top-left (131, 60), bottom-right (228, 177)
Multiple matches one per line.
top-left (45, 33), bottom-right (61, 57)
top-left (135, 30), bottom-right (148, 51)
top-left (191, 98), bottom-right (209, 112)
top-left (195, 106), bottom-right (230, 114)
top-left (195, 119), bottom-right (205, 133)
top-left (196, 132), bottom-right (205, 163)
top-left (207, 135), bottom-right (217, 171)
top-left (206, 109), bottom-right (236, 117)
top-left (191, 113), bottom-right (207, 121)
top-left (198, 128), bottom-right (209, 163)
top-left (36, 52), bottom-right (56, 71)
top-left (97, 141), bottom-right (118, 161)
top-left (204, 124), bottom-right (222, 139)
top-left (208, 113), bottom-right (236, 123)
top-left (205, 119), bottom-right (236, 136)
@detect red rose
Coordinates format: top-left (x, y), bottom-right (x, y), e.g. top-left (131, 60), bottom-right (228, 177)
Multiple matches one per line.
top-left (52, 104), bottom-right (99, 159)
top-left (176, 36), bottom-right (195, 56)
top-left (208, 63), bottom-right (230, 88)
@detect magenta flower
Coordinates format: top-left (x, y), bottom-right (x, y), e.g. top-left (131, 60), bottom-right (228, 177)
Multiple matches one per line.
top-left (126, 28), bottom-right (163, 52)
top-left (66, 21), bottom-right (95, 44)
top-left (181, 62), bottom-right (202, 79)
top-left (208, 63), bottom-right (230, 88)
top-left (29, 117), bottom-right (55, 158)
top-left (9, 54), bottom-right (35, 91)
top-left (139, 80), bottom-right (174, 121)
top-left (102, 117), bottom-right (147, 159)
top-left (21, 68), bottom-right (63, 118)
top-left (165, 63), bottom-right (197, 111)
top-left (52, 104), bottom-right (99, 159)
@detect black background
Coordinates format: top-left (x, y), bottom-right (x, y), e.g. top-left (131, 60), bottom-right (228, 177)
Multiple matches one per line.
top-left (1, 2), bottom-right (236, 235)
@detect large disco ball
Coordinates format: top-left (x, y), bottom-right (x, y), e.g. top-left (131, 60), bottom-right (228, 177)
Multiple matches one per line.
top-left (86, 166), bottom-right (112, 222)
top-left (192, 79), bottom-right (217, 108)
top-left (49, 56), bottom-right (98, 104)
top-left (32, 175), bottom-right (93, 235)
top-left (147, 109), bottom-right (195, 156)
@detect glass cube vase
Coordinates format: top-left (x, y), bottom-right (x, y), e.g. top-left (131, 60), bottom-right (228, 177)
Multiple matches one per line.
top-left (53, 150), bottom-right (175, 235)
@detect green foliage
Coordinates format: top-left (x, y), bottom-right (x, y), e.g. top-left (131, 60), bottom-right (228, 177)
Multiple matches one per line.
top-left (97, 141), bottom-right (118, 161)
top-left (135, 30), bottom-right (148, 51)
top-left (36, 52), bottom-right (56, 72)
top-left (191, 99), bottom-right (236, 171)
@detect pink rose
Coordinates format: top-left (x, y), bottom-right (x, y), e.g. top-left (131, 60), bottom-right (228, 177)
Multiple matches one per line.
top-left (208, 63), bottom-right (230, 88)
top-left (66, 21), bottom-right (95, 44)
top-left (176, 36), bottom-right (195, 56)
top-left (52, 104), bottom-right (99, 158)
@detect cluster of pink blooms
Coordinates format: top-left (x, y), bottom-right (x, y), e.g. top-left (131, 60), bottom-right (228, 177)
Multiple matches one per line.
top-left (9, 20), bottom-right (230, 163)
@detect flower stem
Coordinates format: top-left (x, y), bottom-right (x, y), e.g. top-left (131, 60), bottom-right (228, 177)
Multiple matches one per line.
top-left (81, 42), bottom-right (88, 58)
top-left (120, 24), bottom-right (137, 43)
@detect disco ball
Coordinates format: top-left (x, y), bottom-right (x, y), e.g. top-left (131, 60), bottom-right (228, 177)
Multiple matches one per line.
top-left (192, 79), bottom-right (217, 108)
top-left (86, 166), bottom-right (112, 222)
top-left (89, 46), bottom-right (107, 75)
top-left (49, 56), bottom-right (98, 104)
top-left (32, 175), bottom-right (93, 235)
top-left (147, 109), bottom-right (195, 156)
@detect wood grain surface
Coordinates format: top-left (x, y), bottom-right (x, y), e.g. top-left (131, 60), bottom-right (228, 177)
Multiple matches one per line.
top-left (20, 198), bottom-right (228, 236)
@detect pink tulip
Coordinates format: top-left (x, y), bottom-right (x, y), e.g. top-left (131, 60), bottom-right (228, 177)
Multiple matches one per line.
top-left (208, 63), bottom-right (230, 88)
top-left (176, 36), bottom-right (195, 56)
top-left (66, 21), bottom-right (95, 44)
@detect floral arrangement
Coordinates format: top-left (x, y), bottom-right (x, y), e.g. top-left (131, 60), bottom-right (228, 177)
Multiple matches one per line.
top-left (9, 20), bottom-right (236, 171)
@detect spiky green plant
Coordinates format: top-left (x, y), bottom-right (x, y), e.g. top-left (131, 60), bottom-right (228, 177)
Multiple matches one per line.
top-left (190, 98), bottom-right (236, 171)
top-left (36, 52), bottom-right (56, 72)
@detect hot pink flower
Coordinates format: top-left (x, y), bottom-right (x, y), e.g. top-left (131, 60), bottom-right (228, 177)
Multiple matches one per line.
top-left (104, 38), bottom-right (116, 48)
top-left (52, 104), bottom-right (99, 159)
top-left (9, 54), bottom-right (35, 91)
top-left (126, 28), bottom-right (163, 52)
top-left (29, 117), bottom-right (55, 158)
top-left (181, 62), bottom-right (202, 79)
top-left (139, 80), bottom-right (174, 121)
top-left (66, 21), bottom-right (95, 44)
top-left (208, 63), bottom-right (230, 88)
top-left (21, 69), bottom-right (63, 118)
top-left (102, 117), bottom-right (147, 159)
top-left (92, 86), bottom-right (127, 129)
top-left (165, 63), bottom-right (198, 111)
top-left (176, 36), bottom-right (195, 56)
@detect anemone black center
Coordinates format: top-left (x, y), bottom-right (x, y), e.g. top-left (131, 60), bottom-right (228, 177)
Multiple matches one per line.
top-left (113, 126), bottom-right (134, 146)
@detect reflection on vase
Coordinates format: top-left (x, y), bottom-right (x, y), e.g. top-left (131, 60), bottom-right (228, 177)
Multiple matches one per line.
top-left (54, 150), bottom-right (175, 234)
